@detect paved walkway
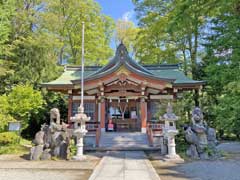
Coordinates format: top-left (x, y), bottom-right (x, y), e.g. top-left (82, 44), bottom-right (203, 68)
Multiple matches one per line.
top-left (89, 151), bottom-right (160, 180)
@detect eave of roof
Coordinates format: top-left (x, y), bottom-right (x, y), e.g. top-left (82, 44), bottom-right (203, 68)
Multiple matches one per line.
top-left (72, 43), bottom-right (175, 83)
top-left (42, 44), bottom-right (204, 88)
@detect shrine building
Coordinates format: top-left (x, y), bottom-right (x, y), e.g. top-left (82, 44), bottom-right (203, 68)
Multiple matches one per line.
top-left (42, 43), bottom-right (203, 134)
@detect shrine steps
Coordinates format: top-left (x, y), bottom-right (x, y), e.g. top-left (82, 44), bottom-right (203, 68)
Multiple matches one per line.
top-left (85, 132), bottom-right (161, 151)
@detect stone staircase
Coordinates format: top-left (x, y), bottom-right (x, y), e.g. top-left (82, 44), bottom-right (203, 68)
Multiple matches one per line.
top-left (97, 132), bottom-right (157, 150)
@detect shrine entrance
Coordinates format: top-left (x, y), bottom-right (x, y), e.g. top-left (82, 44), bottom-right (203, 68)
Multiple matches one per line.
top-left (106, 98), bottom-right (141, 132)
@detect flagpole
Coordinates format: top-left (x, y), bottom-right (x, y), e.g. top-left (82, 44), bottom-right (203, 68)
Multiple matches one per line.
top-left (80, 22), bottom-right (85, 112)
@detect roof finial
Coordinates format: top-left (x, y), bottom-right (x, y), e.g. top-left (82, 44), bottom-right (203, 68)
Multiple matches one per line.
top-left (120, 39), bottom-right (124, 45)
top-left (116, 42), bottom-right (128, 61)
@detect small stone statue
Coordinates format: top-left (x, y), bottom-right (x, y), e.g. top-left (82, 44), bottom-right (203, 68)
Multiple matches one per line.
top-left (30, 125), bottom-right (45, 160)
top-left (50, 108), bottom-right (61, 125)
top-left (30, 108), bottom-right (71, 160)
top-left (185, 107), bottom-right (218, 159)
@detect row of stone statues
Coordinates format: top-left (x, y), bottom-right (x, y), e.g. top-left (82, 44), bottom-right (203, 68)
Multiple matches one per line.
top-left (31, 105), bottom-right (218, 160)
top-left (30, 108), bottom-right (71, 160)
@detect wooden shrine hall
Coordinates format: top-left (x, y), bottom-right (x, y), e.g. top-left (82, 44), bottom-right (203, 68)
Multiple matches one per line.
top-left (42, 43), bottom-right (203, 134)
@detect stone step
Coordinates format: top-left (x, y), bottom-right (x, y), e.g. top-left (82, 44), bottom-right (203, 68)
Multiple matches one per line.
top-left (99, 132), bottom-right (150, 149)
top-left (85, 146), bottom-right (161, 151)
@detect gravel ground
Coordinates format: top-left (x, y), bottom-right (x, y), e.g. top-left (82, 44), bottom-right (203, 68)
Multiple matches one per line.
top-left (0, 142), bottom-right (239, 180)
top-left (0, 153), bottom-right (101, 180)
top-left (151, 142), bottom-right (240, 180)
top-left (0, 169), bottom-right (92, 180)
top-left (217, 141), bottom-right (240, 154)
top-left (175, 157), bottom-right (240, 180)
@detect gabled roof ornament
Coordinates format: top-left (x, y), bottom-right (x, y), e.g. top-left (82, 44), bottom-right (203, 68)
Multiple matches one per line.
top-left (116, 43), bottom-right (129, 62)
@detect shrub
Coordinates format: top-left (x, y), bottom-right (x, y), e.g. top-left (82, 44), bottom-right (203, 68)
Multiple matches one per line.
top-left (0, 84), bottom-right (45, 130)
top-left (0, 132), bottom-right (19, 145)
top-left (0, 114), bottom-right (15, 132)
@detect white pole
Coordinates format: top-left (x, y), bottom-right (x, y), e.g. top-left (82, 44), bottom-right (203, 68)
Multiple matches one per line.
top-left (80, 22), bottom-right (85, 111)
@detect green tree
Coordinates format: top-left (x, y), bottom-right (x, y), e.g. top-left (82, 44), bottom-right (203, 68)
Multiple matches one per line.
top-left (4, 84), bottom-right (44, 129)
top-left (215, 82), bottom-right (240, 138)
top-left (0, 95), bottom-right (14, 132)
top-left (42, 0), bottom-right (115, 65)
top-left (0, 0), bottom-right (16, 76)
top-left (133, 0), bottom-right (221, 105)
top-left (133, 0), bottom-right (180, 64)
top-left (202, 0), bottom-right (240, 137)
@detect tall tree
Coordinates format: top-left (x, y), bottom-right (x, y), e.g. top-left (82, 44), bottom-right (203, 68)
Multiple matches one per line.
top-left (8, 0), bottom-right (61, 86)
top-left (133, 0), bottom-right (180, 64)
top-left (42, 0), bottom-right (115, 65)
top-left (202, 0), bottom-right (240, 137)
top-left (133, 0), bottom-right (221, 105)
top-left (0, 0), bottom-right (16, 76)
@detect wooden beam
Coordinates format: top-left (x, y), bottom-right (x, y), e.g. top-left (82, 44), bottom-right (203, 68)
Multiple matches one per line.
top-left (105, 91), bottom-right (141, 97)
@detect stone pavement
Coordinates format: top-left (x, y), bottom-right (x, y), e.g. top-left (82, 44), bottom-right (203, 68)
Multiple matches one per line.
top-left (89, 151), bottom-right (160, 180)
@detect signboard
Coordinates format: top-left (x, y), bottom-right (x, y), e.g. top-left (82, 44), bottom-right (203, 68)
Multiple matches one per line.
top-left (8, 121), bottom-right (21, 132)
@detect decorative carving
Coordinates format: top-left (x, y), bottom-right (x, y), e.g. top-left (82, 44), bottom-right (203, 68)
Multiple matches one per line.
top-left (115, 43), bottom-right (128, 61)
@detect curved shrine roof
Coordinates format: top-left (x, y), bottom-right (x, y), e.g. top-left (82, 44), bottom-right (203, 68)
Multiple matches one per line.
top-left (42, 43), bottom-right (204, 88)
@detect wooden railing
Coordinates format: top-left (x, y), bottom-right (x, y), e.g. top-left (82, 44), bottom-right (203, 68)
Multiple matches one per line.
top-left (147, 124), bottom-right (154, 146)
top-left (147, 122), bottom-right (164, 147)
top-left (86, 122), bottom-right (101, 147)
top-left (147, 122), bottom-right (164, 136)
top-left (86, 122), bottom-right (100, 132)
top-left (95, 125), bottom-right (101, 147)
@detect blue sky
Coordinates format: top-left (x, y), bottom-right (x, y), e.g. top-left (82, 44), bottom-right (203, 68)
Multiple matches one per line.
top-left (95, 0), bottom-right (136, 49)
top-left (95, 0), bottom-right (136, 22)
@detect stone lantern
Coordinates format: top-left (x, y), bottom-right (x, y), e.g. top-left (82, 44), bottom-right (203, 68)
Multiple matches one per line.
top-left (162, 103), bottom-right (180, 159)
top-left (71, 106), bottom-right (90, 160)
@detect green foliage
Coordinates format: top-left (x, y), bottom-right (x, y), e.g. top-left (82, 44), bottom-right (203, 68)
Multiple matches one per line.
top-left (12, 34), bottom-right (62, 85)
top-left (202, 0), bottom-right (240, 138)
top-left (22, 91), bottom-right (67, 138)
top-left (215, 82), bottom-right (240, 137)
top-left (133, 0), bottom-right (219, 77)
top-left (0, 137), bottom-right (31, 155)
top-left (0, 0), bottom-right (16, 76)
top-left (0, 84), bottom-right (44, 130)
top-left (69, 139), bottom-right (77, 157)
top-left (0, 132), bottom-right (19, 145)
top-left (0, 95), bottom-right (15, 132)
top-left (0, 114), bottom-right (15, 132)
top-left (42, 0), bottom-right (115, 65)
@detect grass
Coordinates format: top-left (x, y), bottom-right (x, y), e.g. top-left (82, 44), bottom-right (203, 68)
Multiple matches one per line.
top-left (0, 138), bottom-right (31, 155)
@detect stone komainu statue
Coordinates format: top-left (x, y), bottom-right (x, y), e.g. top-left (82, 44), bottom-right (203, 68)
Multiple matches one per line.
top-left (185, 107), bottom-right (218, 160)
top-left (50, 108), bottom-right (60, 124)
top-left (30, 108), bottom-right (70, 160)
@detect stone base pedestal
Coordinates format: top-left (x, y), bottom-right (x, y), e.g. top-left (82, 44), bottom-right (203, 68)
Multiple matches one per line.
top-left (72, 155), bottom-right (87, 161)
top-left (141, 128), bottom-right (146, 133)
top-left (163, 154), bottom-right (184, 162)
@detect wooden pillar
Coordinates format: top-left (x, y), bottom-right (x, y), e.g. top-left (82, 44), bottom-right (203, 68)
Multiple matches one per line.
top-left (100, 99), bottom-right (106, 132)
top-left (140, 97), bottom-right (147, 133)
top-left (68, 94), bottom-right (73, 124)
